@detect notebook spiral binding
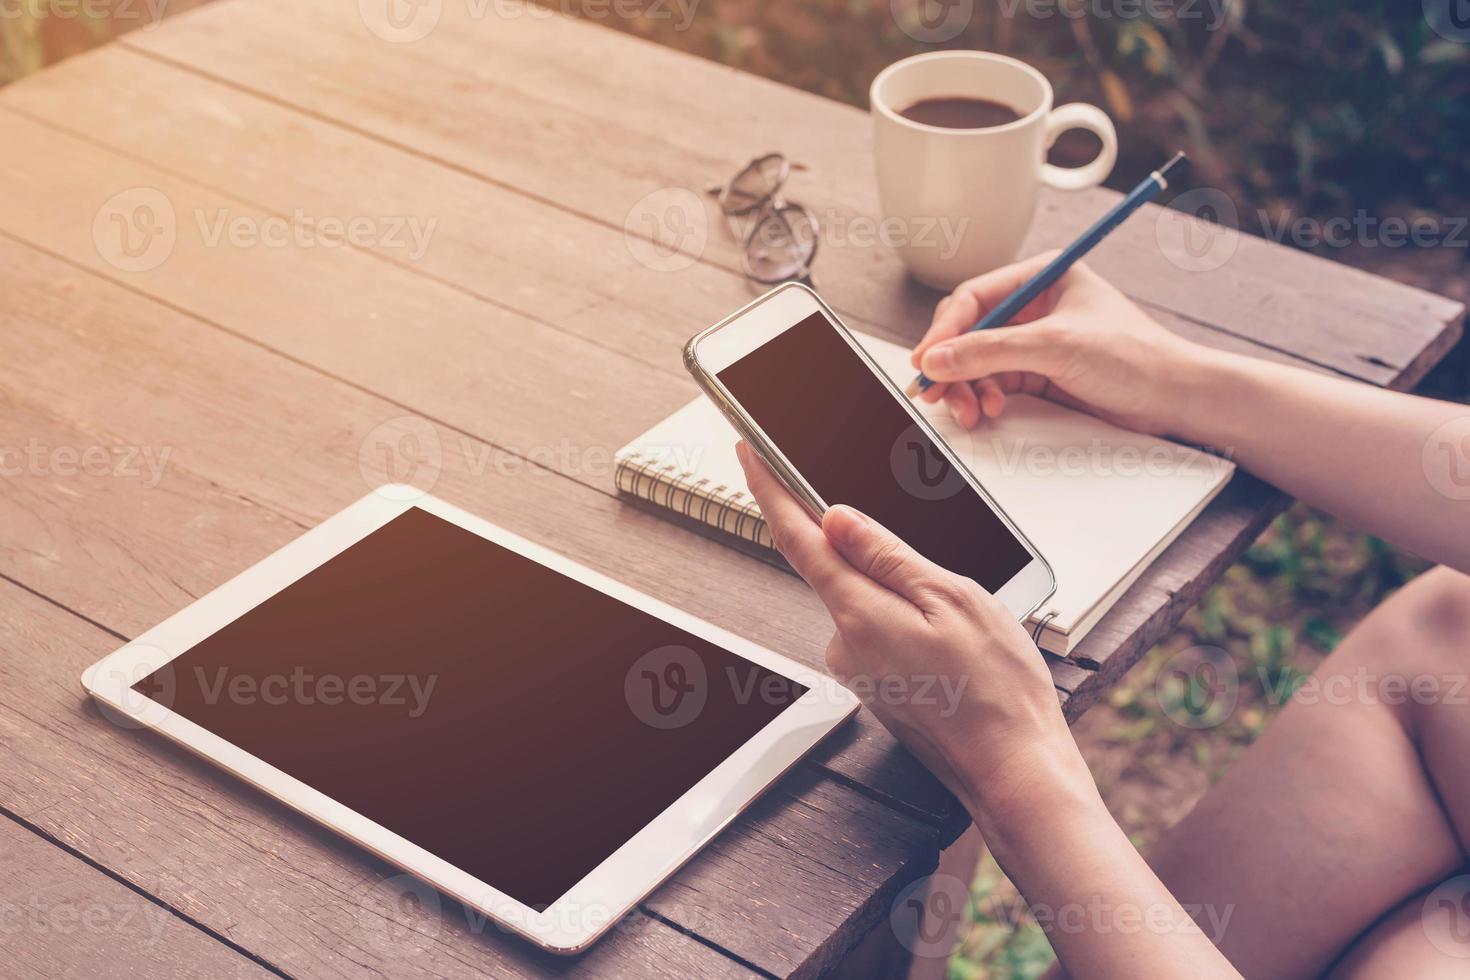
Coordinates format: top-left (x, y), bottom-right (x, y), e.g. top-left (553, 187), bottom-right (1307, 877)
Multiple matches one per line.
top-left (614, 450), bottom-right (774, 550)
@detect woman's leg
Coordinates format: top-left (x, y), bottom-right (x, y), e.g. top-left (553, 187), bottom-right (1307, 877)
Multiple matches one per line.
top-left (1326, 880), bottom-right (1470, 979)
top-left (1140, 566), bottom-right (1470, 977)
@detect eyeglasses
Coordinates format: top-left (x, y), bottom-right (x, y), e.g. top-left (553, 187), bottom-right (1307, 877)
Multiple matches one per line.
top-left (709, 153), bottom-right (819, 286)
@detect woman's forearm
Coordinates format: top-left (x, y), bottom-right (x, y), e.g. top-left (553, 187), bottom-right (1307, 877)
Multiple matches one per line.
top-left (961, 738), bottom-right (1241, 977)
top-left (1164, 348), bottom-right (1470, 572)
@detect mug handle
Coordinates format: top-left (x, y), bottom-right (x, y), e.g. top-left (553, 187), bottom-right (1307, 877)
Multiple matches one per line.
top-left (1040, 103), bottom-right (1118, 191)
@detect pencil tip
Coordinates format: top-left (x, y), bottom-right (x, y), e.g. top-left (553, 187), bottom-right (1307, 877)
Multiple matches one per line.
top-left (903, 377), bottom-right (923, 398)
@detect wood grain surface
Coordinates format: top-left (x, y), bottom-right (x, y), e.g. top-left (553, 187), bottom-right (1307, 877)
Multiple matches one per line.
top-left (0, 0), bottom-right (1460, 976)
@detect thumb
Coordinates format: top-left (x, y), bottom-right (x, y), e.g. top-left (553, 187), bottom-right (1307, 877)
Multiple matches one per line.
top-left (821, 504), bottom-right (951, 606)
top-left (920, 319), bottom-right (1067, 383)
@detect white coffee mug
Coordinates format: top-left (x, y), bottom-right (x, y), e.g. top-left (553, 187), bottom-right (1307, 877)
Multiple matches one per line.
top-left (871, 51), bottom-right (1118, 291)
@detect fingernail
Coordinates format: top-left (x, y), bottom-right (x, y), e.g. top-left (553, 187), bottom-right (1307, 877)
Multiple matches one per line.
top-left (824, 505), bottom-right (867, 546)
top-left (923, 344), bottom-right (955, 376)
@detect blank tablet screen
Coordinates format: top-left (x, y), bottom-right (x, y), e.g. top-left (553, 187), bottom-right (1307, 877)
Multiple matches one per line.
top-left (134, 506), bottom-right (806, 910)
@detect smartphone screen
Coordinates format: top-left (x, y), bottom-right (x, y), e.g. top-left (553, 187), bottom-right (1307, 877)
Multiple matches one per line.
top-left (717, 311), bottom-right (1033, 592)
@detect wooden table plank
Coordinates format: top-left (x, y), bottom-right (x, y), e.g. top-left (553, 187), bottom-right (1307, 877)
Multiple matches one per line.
top-left (0, 576), bottom-right (758, 980)
top-left (0, 816), bottom-right (273, 979)
top-left (0, 44), bottom-right (1349, 387)
top-left (119, 0), bottom-right (1462, 385)
top-left (0, 87), bottom-right (974, 831)
top-left (0, 233), bottom-right (945, 975)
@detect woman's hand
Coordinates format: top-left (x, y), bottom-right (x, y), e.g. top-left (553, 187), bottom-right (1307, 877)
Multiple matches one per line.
top-left (738, 441), bottom-right (1245, 977)
top-left (734, 440), bottom-right (1092, 829)
top-left (912, 252), bottom-right (1212, 436)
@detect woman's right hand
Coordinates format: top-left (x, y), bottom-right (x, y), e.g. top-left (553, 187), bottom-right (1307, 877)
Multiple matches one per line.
top-left (911, 252), bottom-right (1214, 437)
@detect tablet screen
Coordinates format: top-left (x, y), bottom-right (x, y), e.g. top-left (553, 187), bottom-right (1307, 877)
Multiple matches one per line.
top-left (133, 506), bottom-right (806, 911)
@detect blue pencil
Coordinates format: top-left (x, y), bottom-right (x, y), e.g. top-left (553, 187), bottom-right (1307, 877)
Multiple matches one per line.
top-left (905, 151), bottom-right (1189, 397)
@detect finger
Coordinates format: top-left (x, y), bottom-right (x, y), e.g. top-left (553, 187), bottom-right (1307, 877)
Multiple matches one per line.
top-left (942, 380), bottom-right (981, 428)
top-left (975, 377), bottom-right (1007, 419)
top-left (821, 504), bottom-right (959, 610)
top-left (920, 316), bottom-right (1067, 383)
top-left (735, 443), bottom-right (882, 613)
top-left (911, 250), bottom-right (1061, 368)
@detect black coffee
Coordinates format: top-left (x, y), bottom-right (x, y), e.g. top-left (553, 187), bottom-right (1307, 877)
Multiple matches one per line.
top-left (898, 96), bottom-right (1021, 130)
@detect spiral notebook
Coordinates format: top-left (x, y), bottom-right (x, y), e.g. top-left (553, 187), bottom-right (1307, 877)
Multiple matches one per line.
top-left (615, 331), bottom-right (1234, 657)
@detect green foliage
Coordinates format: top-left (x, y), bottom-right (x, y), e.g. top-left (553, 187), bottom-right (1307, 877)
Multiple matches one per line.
top-left (562, 0), bottom-right (1470, 240)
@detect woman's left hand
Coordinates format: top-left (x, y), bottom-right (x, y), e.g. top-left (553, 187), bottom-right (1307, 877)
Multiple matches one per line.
top-left (735, 441), bottom-right (1086, 826)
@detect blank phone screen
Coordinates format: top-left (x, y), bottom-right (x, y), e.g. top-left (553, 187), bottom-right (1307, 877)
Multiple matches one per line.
top-left (717, 311), bottom-right (1033, 591)
top-left (133, 507), bottom-right (805, 911)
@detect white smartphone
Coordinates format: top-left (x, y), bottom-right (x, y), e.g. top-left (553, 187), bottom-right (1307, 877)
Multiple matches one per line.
top-left (684, 282), bottom-right (1055, 622)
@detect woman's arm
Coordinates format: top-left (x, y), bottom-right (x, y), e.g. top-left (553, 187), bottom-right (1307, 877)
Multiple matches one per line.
top-left (913, 254), bottom-right (1470, 572)
top-left (736, 443), bottom-right (1241, 978)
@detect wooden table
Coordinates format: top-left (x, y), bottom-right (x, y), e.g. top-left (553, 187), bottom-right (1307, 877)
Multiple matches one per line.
top-left (0, 1), bottom-right (1460, 976)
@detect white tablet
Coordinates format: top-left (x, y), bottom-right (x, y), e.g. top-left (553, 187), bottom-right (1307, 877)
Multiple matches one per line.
top-left (82, 487), bottom-right (858, 953)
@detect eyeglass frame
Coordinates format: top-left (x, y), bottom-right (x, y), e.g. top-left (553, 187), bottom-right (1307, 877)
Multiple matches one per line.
top-left (707, 152), bottom-right (820, 286)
